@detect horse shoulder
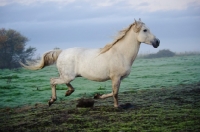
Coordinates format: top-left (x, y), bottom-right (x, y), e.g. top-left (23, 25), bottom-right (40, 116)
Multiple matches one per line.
top-left (108, 52), bottom-right (132, 79)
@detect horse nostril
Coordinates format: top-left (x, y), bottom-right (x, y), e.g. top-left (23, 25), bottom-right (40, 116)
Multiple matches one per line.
top-left (152, 39), bottom-right (160, 48)
top-left (155, 39), bottom-right (160, 47)
top-left (156, 39), bottom-right (160, 45)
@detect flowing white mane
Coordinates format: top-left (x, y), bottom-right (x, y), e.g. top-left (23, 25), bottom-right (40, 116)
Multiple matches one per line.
top-left (100, 21), bottom-right (144, 54)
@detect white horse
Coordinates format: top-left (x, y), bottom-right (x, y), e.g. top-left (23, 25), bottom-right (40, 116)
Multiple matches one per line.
top-left (20, 19), bottom-right (160, 107)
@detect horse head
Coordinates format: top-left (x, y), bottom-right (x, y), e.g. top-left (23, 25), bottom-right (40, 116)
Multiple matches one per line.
top-left (133, 18), bottom-right (160, 48)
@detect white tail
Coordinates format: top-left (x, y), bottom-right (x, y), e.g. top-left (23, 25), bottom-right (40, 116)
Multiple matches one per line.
top-left (20, 50), bottom-right (62, 70)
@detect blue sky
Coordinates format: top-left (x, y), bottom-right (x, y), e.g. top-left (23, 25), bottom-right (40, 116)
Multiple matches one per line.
top-left (1, 0), bottom-right (200, 55)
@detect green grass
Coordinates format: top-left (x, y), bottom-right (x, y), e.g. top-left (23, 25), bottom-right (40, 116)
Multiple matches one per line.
top-left (0, 82), bottom-right (199, 131)
top-left (0, 74), bottom-right (19, 79)
top-left (0, 55), bottom-right (200, 108)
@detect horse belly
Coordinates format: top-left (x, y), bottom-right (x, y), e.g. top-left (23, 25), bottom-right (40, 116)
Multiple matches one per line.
top-left (81, 72), bottom-right (110, 82)
top-left (79, 63), bottom-right (110, 82)
top-left (78, 53), bottom-right (110, 82)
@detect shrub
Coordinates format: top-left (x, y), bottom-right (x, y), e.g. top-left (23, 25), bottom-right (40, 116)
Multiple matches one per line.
top-left (157, 49), bottom-right (175, 57)
top-left (144, 49), bottom-right (175, 59)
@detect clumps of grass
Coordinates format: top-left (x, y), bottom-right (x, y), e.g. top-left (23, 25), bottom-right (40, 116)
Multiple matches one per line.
top-left (5, 98), bottom-right (13, 102)
top-left (0, 75), bottom-right (19, 84)
top-left (0, 75), bottom-right (19, 79)
top-left (12, 91), bottom-right (22, 96)
top-left (0, 85), bottom-right (17, 90)
top-left (97, 86), bottom-right (106, 90)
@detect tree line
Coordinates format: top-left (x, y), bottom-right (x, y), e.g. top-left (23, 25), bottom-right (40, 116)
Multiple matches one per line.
top-left (0, 28), bottom-right (36, 69)
top-left (143, 49), bottom-right (176, 59)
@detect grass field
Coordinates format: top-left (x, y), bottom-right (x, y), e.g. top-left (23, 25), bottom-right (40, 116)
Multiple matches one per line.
top-left (0, 55), bottom-right (200, 107)
top-left (0, 54), bottom-right (200, 131)
top-left (0, 82), bottom-right (200, 131)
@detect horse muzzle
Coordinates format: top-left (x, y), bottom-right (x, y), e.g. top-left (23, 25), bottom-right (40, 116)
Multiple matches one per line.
top-left (152, 38), bottom-right (160, 48)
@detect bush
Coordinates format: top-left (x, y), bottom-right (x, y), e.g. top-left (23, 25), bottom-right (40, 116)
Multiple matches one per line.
top-left (0, 28), bottom-right (36, 69)
top-left (144, 49), bottom-right (175, 59)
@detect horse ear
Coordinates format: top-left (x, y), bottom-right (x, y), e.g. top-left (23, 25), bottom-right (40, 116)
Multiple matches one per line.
top-left (139, 18), bottom-right (141, 21)
top-left (134, 19), bottom-right (137, 26)
top-left (133, 19), bottom-right (139, 33)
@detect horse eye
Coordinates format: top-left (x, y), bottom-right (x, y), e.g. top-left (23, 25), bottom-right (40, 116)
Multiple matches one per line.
top-left (143, 29), bottom-right (147, 32)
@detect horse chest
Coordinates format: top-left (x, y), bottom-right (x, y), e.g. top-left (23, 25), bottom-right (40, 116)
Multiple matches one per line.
top-left (121, 67), bottom-right (131, 79)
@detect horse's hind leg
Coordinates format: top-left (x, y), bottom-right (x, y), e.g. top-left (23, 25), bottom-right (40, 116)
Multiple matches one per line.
top-left (65, 83), bottom-right (75, 96)
top-left (49, 77), bottom-right (69, 106)
top-left (94, 92), bottom-right (113, 99)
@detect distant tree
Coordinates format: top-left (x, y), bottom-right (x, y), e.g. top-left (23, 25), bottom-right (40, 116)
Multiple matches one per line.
top-left (0, 28), bottom-right (36, 69)
top-left (144, 49), bottom-right (175, 59)
top-left (156, 49), bottom-right (175, 57)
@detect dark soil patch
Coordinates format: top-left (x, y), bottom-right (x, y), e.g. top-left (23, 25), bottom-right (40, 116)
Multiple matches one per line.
top-left (0, 82), bottom-right (200, 132)
top-left (76, 98), bottom-right (94, 108)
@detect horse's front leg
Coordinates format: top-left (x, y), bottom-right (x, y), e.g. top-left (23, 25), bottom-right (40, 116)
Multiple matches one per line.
top-left (112, 77), bottom-right (121, 107)
top-left (94, 77), bottom-right (121, 107)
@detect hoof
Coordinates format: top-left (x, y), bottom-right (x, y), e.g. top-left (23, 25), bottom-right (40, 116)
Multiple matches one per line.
top-left (65, 89), bottom-right (74, 96)
top-left (48, 101), bottom-right (53, 107)
top-left (114, 104), bottom-right (119, 108)
top-left (94, 93), bottom-right (102, 99)
top-left (48, 98), bottom-right (56, 107)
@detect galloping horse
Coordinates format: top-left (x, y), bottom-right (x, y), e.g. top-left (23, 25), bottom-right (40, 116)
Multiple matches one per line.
top-left (20, 19), bottom-right (160, 107)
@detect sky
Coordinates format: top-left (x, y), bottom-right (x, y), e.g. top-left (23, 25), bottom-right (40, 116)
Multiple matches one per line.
top-left (1, 0), bottom-right (200, 55)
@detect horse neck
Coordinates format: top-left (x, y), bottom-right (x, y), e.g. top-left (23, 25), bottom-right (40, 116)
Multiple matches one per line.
top-left (111, 28), bottom-right (140, 65)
